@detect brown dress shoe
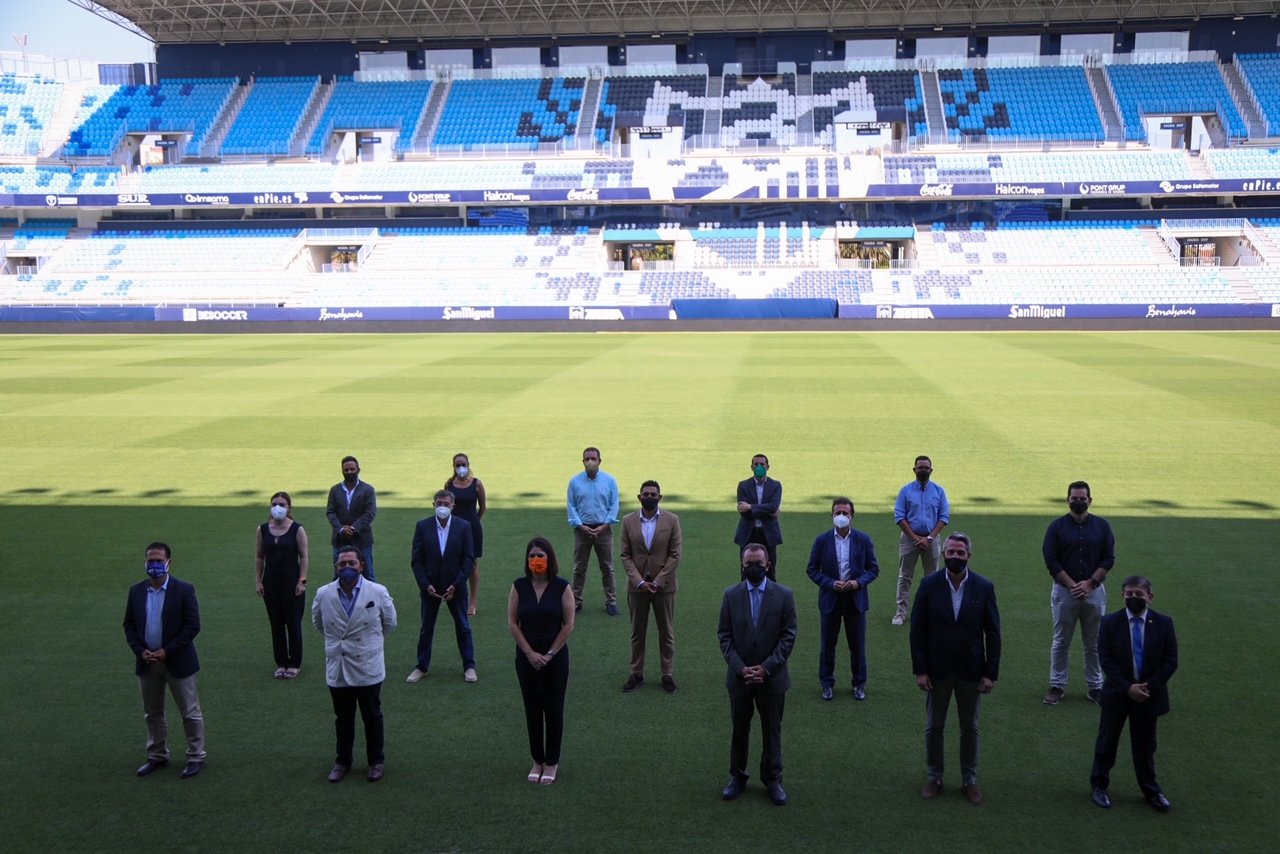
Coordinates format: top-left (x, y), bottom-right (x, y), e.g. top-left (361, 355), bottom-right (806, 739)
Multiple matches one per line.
top-left (1043, 686), bottom-right (1064, 705)
top-left (920, 779), bottom-right (943, 800)
top-left (963, 783), bottom-right (985, 806)
top-left (328, 764), bottom-right (349, 783)
top-left (367, 763), bottom-right (384, 782)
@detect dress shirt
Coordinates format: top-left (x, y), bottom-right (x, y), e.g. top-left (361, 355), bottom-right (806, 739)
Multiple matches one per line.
top-left (341, 479), bottom-right (360, 509)
top-left (436, 516), bottom-right (451, 554)
top-left (338, 577), bottom-right (363, 617)
top-left (641, 508), bottom-right (660, 551)
top-left (754, 481), bottom-right (765, 528)
top-left (948, 570), bottom-right (968, 620)
top-left (834, 529), bottom-right (851, 580)
top-left (566, 470), bottom-right (620, 527)
top-left (1043, 512), bottom-right (1116, 582)
top-left (894, 479), bottom-right (950, 535)
top-left (144, 578), bottom-right (169, 650)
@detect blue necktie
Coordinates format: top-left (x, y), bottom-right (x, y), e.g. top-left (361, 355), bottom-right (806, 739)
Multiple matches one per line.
top-left (1130, 615), bottom-right (1145, 677)
top-left (750, 587), bottom-right (761, 628)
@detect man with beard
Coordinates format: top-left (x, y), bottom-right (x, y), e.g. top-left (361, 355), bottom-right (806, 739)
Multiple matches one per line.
top-left (326, 455), bottom-right (378, 581)
top-left (892, 455), bottom-right (949, 625)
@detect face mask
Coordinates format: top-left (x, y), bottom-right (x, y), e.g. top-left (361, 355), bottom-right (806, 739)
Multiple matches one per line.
top-left (584, 460), bottom-right (599, 474)
top-left (833, 514), bottom-right (851, 529)
top-left (455, 465), bottom-right (469, 478)
top-left (338, 567), bottom-right (361, 586)
top-left (343, 471), bottom-right (358, 484)
top-left (528, 557), bottom-right (548, 575)
top-left (145, 560), bottom-right (169, 579)
top-left (640, 497), bottom-right (660, 511)
top-left (1069, 500), bottom-right (1089, 515)
top-left (753, 464), bottom-right (767, 478)
top-left (743, 562), bottom-right (767, 584)
top-left (944, 557), bottom-right (967, 575)
top-left (435, 505), bottom-right (451, 521)
top-left (270, 504), bottom-right (288, 521)
top-left (915, 469), bottom-right (931, 483)
top-left (1125, 596), bottom-right (1146, 615)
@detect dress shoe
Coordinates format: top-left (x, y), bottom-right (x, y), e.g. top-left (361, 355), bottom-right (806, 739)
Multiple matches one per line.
top-left (606, 604), bottom-right (620, 616)
top-left (1092, 787), bottom-right (1112, 809)
top-left (962, 783), bottom-right (985, 806)
top-left (406, 668), bottom-right (428, 683)
top-left (1087, 688), bottom-right (1102, 706)
top-left (766, 782), bottom-right (788, 806)
top-left (180, 762), bottom-right (203, 779)
top-left (920, 778), bottom-right (943, 800)
top-left (821, 686), bottom-right (834, 701)
top-left (574, 602), bottom-right (582, 613)
top-left (662, 676), bottom-right (678, 694)
top-left (136, 758), bottom-right (169, 777)
top-left (722, 775), bottom-right (747, 800)
top-left (891, 614), bottom-right (905, 626)
top-left (1147, 793), bottom-right (1172, 813)
top-left (367, 763), bottom-right (384, 783)
top-left (1043, 686), bottom-right (1064, 705)
top-left (852, 685), bottom-right (866, 701)
top-left (622, 674), bottom-right (645, 692)
top-left (464, 668), bottom-right (478, 683)
top-left (328, 764), bottom-right (349, 783)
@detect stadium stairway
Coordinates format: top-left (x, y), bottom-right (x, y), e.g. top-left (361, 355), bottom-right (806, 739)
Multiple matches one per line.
top-left (291, 80), bottom-right (334, 157)
top-left (1140, 228), bottom-right (1180, 264)
top-left (919, 69), bottom-right (946, 141)
top-left (1085, 65), bottom-right (1125, 142)
top-left (575, 77), bottom-right (603, 146)
top-left (1220, 266), bottom-right (1263, 302)
top-left (412, 80), bottom-right (451, 153)
top-left (201, 79), bottom-right (253, 158)
top-left (1221, 60), bottom-right (1267, 138)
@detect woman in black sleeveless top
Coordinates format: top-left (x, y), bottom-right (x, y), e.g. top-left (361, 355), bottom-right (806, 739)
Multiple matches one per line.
top-left (255, 491), bottom-right (310, 678)
top-left (509, 537), bottom-right (575, 785)
top-left (445, 453), bottom-right (487, 617)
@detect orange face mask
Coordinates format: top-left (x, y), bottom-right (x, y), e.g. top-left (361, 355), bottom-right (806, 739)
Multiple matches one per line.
top-left (528, 557), bottom-right (549, 575)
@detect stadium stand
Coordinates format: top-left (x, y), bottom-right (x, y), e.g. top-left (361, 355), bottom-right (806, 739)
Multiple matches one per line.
top-left (937, 66), bottom-right (1104, 141)
top-left (595, 74), bottom-right (708, 141)
top-left (307, 77), bottom-right (434, 155)
top-left (434, 77), bottom-right (586, 149)
top-left (64, 79), bottom-right (237, 157)
top-left (1105, 61), bottom-right (1247, 141)
top-left (220, 77), bottom-right (319, 156)
top-left (811, 70), bottom-right (925, 142)
top-left (0, 73), bottom-right (62, 157)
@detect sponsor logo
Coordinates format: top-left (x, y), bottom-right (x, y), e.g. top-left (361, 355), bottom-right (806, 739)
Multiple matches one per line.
top-left (251, 192), bottom-right (298, 205)
top-left (1242, 179), bottom-right (1280, 193)
top-left (407, 191), bottom-right (453, 204)
top-left (995, 184), bottom-right (1046, 196)
top-left (45, 194), bottom-right (77, 206)
top-left (182, 308), bottom-right (197, 322)
top-left (483, 191), bottom-right (533, 203)
top-left (876, 305), bottom-right (934, 319)
top-left (1079, 183), bottom-right (1127, 195)
top-left (187, 309), bottom-right (249, 321)
top-left (566, 188), bottom-right (600, 202)
top-left (1155, 181), bottom-right (1222, 193)
top-left (117, 193), bottom-right (150, 206)
top-left (1145, 304), bottom-right (1197, 318)
top-left (1272, 304), bottom-right (1280, 318)
top-left (328, 191), bottom-right (384, 204)
top-left (633, 126), bottom-right (671, 134)
top-left (919, 183), bottom-right (953, 197)
top-left (441, 306), bottom-right (496, 320)
top-left (1159, 181), bottom-right (1176, 193)
top-left (1009, 304), bottom-right (1067, 319)
top-left (876, 304), bottom-right (893, 319)
top-left (318, 308), bottom-right (365, 321)
top-left (45, 195), bottom-right (56, 206)
top-left (186, 193), bottom-right (231, 205)
top-left (569, 306), bottom-right (624, 320)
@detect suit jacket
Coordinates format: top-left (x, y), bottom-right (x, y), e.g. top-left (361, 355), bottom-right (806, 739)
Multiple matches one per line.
top-left (410, 516), bottom-right (475, 593)
top-left (805, 527), bottom-right (879, 614)
top-left (326, 480), bottom-right (378, 548)
top-left (733, 477), bottom-right (783, 547)
top-left (312, 578), bottom-right (397, 688)
top-left (123, 576), bottom-right (201, 679)
top-left (1098, 607), bottom-right (1177, 716)
top-left (620, 508), bottom-right (683, 592)
top-left (909, 569), bottom-right (1001, 683)
top-left (718, 580), bottom-right (797, 695)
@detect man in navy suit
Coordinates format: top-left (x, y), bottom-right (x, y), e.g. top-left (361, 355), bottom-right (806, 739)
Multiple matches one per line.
top-left (326, 455), bottom-right (379, 581)
top-left (805, 497), bottom-right (879, 701)
top-left (123, 541), bottom-right (207, 779)
top-left (1090, 575), bottom-right (1178, 812)
top-left (408, 490), bottom-right (477, 683)
top-left (910, 532), bottom-right (1000, 806)
top-left (719, 544), bottom-right (798, 806)
top-left (734, 453), bottom-right (783, 580)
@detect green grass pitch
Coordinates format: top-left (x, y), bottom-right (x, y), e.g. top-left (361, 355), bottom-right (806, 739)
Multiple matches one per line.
top-left (1, 330), bottom-right (1276, 853)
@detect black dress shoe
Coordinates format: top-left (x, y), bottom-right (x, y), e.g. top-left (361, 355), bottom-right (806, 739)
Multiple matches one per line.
top-left (367, 763), bottom-right (384, 782)
top-left (662, 676), bottom-right (678, 694)
top-left (821, 686), bottom-right (834, 700)
top-left (1092, 787), bottom-right (1111, 809)
top-left (328, 764), bottom-right (349, 783)
top-left (766, 781), bottom-right (788, 806)
top-left (722, 776), bottom-right (747, 800)
top-left (1147, 793), bottom-right (1171, 813)
top-left (136, 759), bottom-right (169, 777)
top-left (180, 762), bottom-right (203, 779)
top-left (622, 674), bottom-right (645, 693)
top-left (852, 685), bottom-right (866, 701)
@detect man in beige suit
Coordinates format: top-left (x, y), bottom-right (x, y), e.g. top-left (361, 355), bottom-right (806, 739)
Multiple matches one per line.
top-left (620, 480), bottom-right (683, 694)
top-left (313, 545), bottom-right (397, 783)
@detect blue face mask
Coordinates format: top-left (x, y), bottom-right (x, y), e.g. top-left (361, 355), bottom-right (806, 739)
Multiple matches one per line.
top-left (145, 560), bottom-right (168, 579)
top-left (338, 567), bottom-right (361, 586)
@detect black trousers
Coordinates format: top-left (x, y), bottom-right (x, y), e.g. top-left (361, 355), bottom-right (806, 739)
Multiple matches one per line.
top-left (729, 684), bottom-right (786, 784)
top-left (330, 682), bottom-right (384, 768)
top-left (1091, 700), bottom-right (1161, 797)
top-left (263, 577), bottom-right (304, 668)
top-left (515, 648), bottom-right (569, 765)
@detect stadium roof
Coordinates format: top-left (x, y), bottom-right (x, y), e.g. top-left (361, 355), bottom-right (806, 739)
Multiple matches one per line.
top-left (76, 0), bottom-right (1280, 46)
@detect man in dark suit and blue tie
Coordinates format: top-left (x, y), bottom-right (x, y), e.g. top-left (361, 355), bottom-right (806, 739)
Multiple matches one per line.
top-left (734, 454), bottom-right (783, 580)
top-left (408, 490), bottom-right (477, 683)
top-left (910, 532), bottom-right (1000, 806)
top-left (719, 543), bottom-right (798, 806)
top-left (326, 455), bottom-right (379, 581)
top-left (1090, 575), bottom-right (1178, 812)
top-left (805, 497), bottom-right (879, 701)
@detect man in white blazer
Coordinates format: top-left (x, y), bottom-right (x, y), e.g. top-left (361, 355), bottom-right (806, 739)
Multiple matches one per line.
top-left (313, 545), bottom-right (397, 783)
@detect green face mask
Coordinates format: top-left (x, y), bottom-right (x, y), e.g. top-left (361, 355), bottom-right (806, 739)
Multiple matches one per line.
top-left (753, 464), bottom-right (767, 478)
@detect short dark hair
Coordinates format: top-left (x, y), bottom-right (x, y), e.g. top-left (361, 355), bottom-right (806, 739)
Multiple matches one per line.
top-left (742, 543), bottom-right (769, 561)
top-left (752, 453), bottom-right (769, 466)
top-left (583, 446), bottom-right (601, 459)
top-left (524, 537), bottom-right (560, 580)
top-left (334, 544), bottom-right (362, 563)
top-left (433, 489), bottom-right (454, 503)
top-left (145, 541), bottom-right (171, 558)
top-left (341, 455), bottom-right (359, 467)
top-left (1068, 480), bottom-right (1091, 497)
top-left (831, 496), bottom-right (854, 512)
top-left (1121, 574), bottom-right (1152, 593)
top-left (945, 532), bottom-right (973, 552)
top-left (640, 479), bottom-right (661, 493)
top-left (915, 455), bottom-right (931, 466)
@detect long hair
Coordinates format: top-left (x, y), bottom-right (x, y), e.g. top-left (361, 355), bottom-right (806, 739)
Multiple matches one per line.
top-left (524, 536), bottom-right (560, 580)
top-left (271, 491), bottom-right (294, 520)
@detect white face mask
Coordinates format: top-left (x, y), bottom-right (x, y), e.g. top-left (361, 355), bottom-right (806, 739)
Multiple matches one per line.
top-left (435, 505), bottom-right (451, 521)
top-left (833, 514), bottom-right (851, 529)
top-left (455, 465), bottom-right (469, 478)
top-left (270, 505), bottom-right (289, 521)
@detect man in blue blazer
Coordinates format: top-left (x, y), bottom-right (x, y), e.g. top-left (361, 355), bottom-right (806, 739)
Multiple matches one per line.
top-left (1090, 575), bottom-right (1178, 812)
top-left (910, 532), bottom-right (1000, 806)
top-left (123, 541), bottom-right (207, 779)
top-left (805, 497), bottom-right (879, 701)
top-left (734, 453), bottom-right (783, 580)
top-left (326, 455), bottom-right (379, 581)
top-left (408, 490), bottom-right (476, 683)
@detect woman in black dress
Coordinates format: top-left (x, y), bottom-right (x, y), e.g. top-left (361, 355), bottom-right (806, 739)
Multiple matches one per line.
top-left (508, 537), bottom-right (575, 785)
top-left (446, 452), bottom-right (487, 616)
top-left (255, 491), bottom-right (310, 679)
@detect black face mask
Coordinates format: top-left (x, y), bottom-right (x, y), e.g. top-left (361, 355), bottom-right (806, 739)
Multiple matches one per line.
top-left (944, 557), bottom-right (967, 575)
top-left (1069, 500), bottom-right (1089, 515)
top-left (743, 563), bottom-right (767, 584)
top-left (915, 470), bottom-right (931, 483)
top-left (1124, 597), bottom-right (1147, 615)
top-left (640, 497), bottom-right (659, 511)
top-left (344, 472), bottom-right (359, 484)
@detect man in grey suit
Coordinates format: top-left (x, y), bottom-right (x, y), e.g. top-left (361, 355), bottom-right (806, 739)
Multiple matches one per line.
top-left (326, 455), bottom-right (378, 581)
top-left (718, 543), bottom-right (798, 806)
top-left (313, 545), bottom-right (397, 783)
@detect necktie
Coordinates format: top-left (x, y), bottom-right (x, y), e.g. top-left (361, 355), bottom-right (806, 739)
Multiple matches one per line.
top-left (1130, 615), bottom-right (1144, 677)
top-left (751, 587), bottom-right (761, 627)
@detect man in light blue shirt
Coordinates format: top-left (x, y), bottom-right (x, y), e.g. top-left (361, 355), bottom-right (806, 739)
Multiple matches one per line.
top-left (567, 446), bottom-right (620, 615)
top-left (893, 455), bottom-right (950, 625)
